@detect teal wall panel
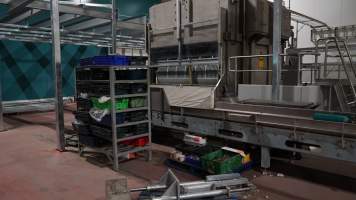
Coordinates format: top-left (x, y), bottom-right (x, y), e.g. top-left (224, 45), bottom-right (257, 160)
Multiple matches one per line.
top-left (0, 0), bottom-right (160, 101)
top-left (0, 41), bottom-right (106, 101)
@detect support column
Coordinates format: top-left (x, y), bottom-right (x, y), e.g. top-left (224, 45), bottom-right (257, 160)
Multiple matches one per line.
top-left (51, 0), bottom-right (65, 151)
top-left (272, 0), bottom-right (282, 102)
top-left (176, 0), bottom-right (182, 63)
top-left (261, 146), bottom-right (271, 169)
top-left (0, 73), bottom-right (4, 132)
top-left (111, 0), bottom-right (119, 171)
top-left (111, 0), bottom-right (117, 54)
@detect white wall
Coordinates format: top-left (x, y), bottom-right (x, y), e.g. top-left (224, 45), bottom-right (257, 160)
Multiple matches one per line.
top-left (270, 0), bottom-right (356, 47)
top-left (290, 0), bottom-right (356, 47)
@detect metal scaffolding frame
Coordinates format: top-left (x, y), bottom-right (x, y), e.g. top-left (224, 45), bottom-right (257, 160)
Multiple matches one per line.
top-left (0, 0), bottom-right (145, 150)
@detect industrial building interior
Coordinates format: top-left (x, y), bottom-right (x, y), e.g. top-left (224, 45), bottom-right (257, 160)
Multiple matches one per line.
top-left (0, 0), bottom-right (356, 199)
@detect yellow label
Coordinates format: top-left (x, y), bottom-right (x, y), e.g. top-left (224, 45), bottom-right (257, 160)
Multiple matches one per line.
top-left (258, 57), bottom-right (265, 70)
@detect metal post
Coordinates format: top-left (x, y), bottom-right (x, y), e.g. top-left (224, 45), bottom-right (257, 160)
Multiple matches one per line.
top-left (145, 16), bottom-right (152, 162)
top-left (51, 0), bottom-right (65, 151)
top-left (110, 68), bottom-right (119, 171)
top-left (176, 0), bottom-right (182, 63)
top-left (261, 146), bottom-right (271, 169)
top-left (297, 54), bottom-right (302, 85)
top-left (0, 73), bottom-right (4, 132)
top-left (111, 0), bottom-right (117, 54)
top-left (111, 0), bottom-right (119, 171)
top-left (272, 0), bottom-right (282, 102)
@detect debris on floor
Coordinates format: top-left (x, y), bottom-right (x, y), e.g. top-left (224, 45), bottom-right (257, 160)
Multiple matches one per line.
top-left (116, 169), bottom-right (255, 200)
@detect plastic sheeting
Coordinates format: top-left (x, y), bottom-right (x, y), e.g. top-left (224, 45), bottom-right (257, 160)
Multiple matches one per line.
top-left (152, 85), bottom-right (215, 109)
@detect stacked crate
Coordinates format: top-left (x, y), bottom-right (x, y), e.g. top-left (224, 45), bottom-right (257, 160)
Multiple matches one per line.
top-left (74, 56), bottom-right (151, 170)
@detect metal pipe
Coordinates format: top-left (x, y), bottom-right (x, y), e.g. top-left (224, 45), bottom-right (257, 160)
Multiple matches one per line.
top-left (151, 187), bottom-right (252, 200)
top-left (272, 0), bottom-right (283, 102)
top-left (51, 0), bottom-right (65, 151)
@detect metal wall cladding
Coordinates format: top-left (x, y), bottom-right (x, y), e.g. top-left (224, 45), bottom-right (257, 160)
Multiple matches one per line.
top-left (246, 0), bottom-right (291, 40)
top-left (149, 0), bottom-right (237, 48)
top-left (156, 64), bottom-right (219, 85)
top-left (246, 0), bottom-right (270, 38)
top-left (0, 40), bottom-right (105, 101)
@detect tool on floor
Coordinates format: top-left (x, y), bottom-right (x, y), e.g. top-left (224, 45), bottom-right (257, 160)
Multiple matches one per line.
top-left (128, 169), bottom-right (254, 200)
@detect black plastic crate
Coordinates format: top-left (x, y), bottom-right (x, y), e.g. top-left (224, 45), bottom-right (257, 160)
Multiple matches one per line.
top-left (91, 83), bottom-right (110, 96)
top-left (130, 84), bottom-right (147, 94)
top-left (115, 84), bottom-right (131, 95)
top-left (116, 69), bottom-right (147, 80)
top-left (72, 122), bottom-right (91, 135)
top-left (76, 98), bottom-right (92, 111)
top-left (90, 125), bottom-right (112, 139)
top-left (90, 124), bottom-right (132, 140)
top-left (76, 83), bottom-right (92, 94)
top-left (129, 111), bottom-right (147, 122)
top-left (76, 70), bottom-right (91, 80)
top-left (134, 123), bottom-right (149, 135)
top-left (95, 113), bottom-right (129, 127)
top-left (91, 69), bottom-right (109, 80)
top-left (73, 111), bottom-right (91, 124)
top-left (79, 134), bottom-right (109, 148)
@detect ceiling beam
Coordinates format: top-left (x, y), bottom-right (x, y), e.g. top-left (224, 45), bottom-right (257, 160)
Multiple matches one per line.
top-left (1, 0), bottom-right (34, 22)
top-left (7, 8), bottom-right (40, 24)
top-left (33, 13), bottom-right (78, 27)
top-left (65, 18), bottom-right (110, 31)
top-left (28, 0), bottom-right (111, 19)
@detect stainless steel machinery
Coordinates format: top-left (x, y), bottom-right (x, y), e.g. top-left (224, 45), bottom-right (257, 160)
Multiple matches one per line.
top-left (147, 0), bottom-right (356, 169)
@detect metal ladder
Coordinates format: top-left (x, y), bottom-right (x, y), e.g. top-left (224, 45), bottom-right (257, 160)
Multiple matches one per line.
top-left (321, 37), bottom-right (356, 112)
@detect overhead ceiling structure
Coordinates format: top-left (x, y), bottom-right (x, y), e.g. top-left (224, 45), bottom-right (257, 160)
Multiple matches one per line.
top-left (0, 0), bottom-right (147, 150)
top-left (290, 10), bottom-right (329, 29)
top-left (0, 0), bottom-right (146, 48)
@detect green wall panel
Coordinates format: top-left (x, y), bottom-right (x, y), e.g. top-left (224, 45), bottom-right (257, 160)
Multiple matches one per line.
top-left (0, 40), bottom-right (106, 101)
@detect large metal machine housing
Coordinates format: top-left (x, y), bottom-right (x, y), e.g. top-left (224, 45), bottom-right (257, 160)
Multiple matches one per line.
top-left (147, 0), bottom-right (356, 168)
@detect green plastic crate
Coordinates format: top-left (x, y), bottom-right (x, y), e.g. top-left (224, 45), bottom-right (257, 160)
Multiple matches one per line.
top-left (130, 97), bottom-right (146, 108)
top-left (91, 98), bottom-right (129, 111)
top-left (201, 149), bottom-right (242, 174)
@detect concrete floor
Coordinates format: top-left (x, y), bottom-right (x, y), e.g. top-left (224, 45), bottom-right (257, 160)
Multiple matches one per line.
top-left (1, 108), bottom-right (356, 200)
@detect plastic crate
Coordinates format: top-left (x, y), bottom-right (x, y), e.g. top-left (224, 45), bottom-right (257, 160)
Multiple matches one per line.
top-left (96, 113), bottom-right (129, 127)
top-left (201, 149), bottom-right (242, 174)
top-left (121, 136), bottom-right (149, 147)
top-left (134, 123), bottom-right (149, 135)
top-left (91, 83), bottom-right (110, 96)
top-left (79, 134), bottom-right (109, 148)
top-left (72, 122), bottom-right (91, 135)
top-left (76, 98), bottom-right (92, 111)
top-left (130, 98), bottom-right (146, 108)
top-left (115, 84), bottom-right (131, 95)
top-left (73, 111), bottom-right (91, 124)
top-left (91, 98), bottom-right (129, 111)
top-left (129, 111), bottom-right (147, 122)
top-left (91, 125), bottom-right (133, 140)
top-left (76, 70), bottom-right (91, 80)
top-left (91, 69), bottom-right (109, 80)
top-left (130, 84), bottom-right (147, 94)
top-left (116, 69), bottom-right (147, 80)
top-left (80, 56), bottom-right (130, 66)
top-left (90, 125), bottom-right (112, 139)
top-left (76, 83), bottom-right (92, 94)
top-left (184, 155), bottom-right (202, 168)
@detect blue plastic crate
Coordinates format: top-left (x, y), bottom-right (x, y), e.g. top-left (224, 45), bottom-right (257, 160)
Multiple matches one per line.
top-left (80, 55), bottom-right (130, 66)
